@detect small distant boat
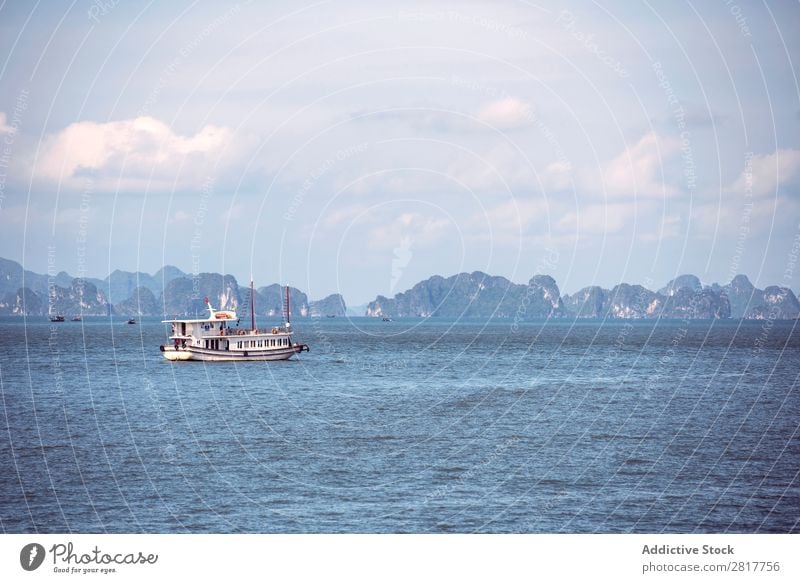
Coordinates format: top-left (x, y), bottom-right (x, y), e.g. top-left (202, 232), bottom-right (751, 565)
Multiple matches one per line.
top-left (49, 315), bottom-right (65, 322)
top-left (382, 317), bottom-right (393, 322)
top-left (71, 316), bottom-right (82, 322)
top-left (127, 318), bottom-right (137, 324)
top-left (326, 315), bottom-right (336, 318)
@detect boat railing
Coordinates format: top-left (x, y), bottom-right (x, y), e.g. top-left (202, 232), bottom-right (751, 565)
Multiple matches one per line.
top-left (218, 326), bottom-right (291, 337)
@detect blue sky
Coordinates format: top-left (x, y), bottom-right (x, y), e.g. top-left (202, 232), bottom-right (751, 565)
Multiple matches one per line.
top-left (1, 0), bottom-right (799, 304)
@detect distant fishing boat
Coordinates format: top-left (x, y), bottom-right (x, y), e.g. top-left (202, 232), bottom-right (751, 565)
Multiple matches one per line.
top-left (127, 318), bottom-right (137, 324)
top-left (49, 315), bottom-right (65, 322)
top-left (160, 283), bottom-right (309, 362)
top-left (382, 317), bottom-right (393, 322)
top-left (71, 316), bottom-right (82, 322)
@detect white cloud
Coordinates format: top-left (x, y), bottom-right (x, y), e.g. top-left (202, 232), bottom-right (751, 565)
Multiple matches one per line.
top-left (728, 149), bottom-right (800, 197)
top-left (542, 160), bottom-right (574, 191)
top-left (36, 116), bottom-right (236, 191)
top-left (483, 198), bottom-right (548, 233)
top-left (601, 131), bottom-right (680, 198)
top-left (476, 97), bottom-right (533, 129)
top-left (446, 142), bottom-right (536, 192)
top-left (0, 112), bottom-right (12, 135)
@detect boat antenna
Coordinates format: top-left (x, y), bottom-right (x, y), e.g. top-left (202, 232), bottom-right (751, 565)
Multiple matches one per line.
top-left (250, 280), bottom-right (256, 332)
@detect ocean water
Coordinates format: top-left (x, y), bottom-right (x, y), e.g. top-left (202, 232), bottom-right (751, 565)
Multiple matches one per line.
top-left (0, 316), bottom-right (798, 533)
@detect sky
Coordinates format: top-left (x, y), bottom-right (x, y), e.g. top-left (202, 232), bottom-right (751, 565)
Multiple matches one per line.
top-left (0, 0), bottom-right (799, 305)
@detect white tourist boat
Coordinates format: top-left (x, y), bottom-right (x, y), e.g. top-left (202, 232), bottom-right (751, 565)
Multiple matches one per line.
top-left (160, 283), bottom-right (309, 362)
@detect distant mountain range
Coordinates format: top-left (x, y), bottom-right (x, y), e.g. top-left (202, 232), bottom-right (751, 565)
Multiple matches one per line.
top-left (366, 271), bottom-right (799, 320)
top-left (1, 256), bottom-right (797, 320)
top-left (0, 257), bottom-right (346, 318)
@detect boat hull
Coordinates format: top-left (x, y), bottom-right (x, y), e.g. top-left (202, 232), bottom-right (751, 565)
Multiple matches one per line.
top-left (160, 344), bottom-right (308, 362)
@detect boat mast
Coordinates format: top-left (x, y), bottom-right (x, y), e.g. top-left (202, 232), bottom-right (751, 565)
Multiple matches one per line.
top-left (250, 280), bottom-right (255, 332)
top-left (285, 285), bottom-right (291, 328)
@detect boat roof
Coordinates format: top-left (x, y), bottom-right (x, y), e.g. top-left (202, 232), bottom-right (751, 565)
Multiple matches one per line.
top-left (162, 315), bottom-right (236, 323)
top-left (163, 298), bottom-right (237, 323)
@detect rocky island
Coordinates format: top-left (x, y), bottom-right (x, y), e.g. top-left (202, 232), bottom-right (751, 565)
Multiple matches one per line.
top-left (1, 256), bottom-right (796, 320)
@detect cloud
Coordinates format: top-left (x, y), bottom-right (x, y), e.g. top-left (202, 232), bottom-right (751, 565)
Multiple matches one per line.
top-left (36, 116), bottom-right (236, 191)
top-left (638, 214), bottom-right (683, 241)
top-left (555, 202), bottom-right (636, 236)
top-left (446, 142), bottom-right (536, 192)
top-left (728, 149), bottom-right (800, 198)
top-left (367, 212), bottom-right (451, 249)
top-left (542, 160), bottom-right (573, 191)
top-left (0, 112), bottom-right (12, 135)
top-left (600, 131), bottom-right (681, 198)
top-left (483, 198), bottom-right (548, 233)
top-left (350, 96), bottom-right (534, 133)
top-left (349, 106), bottom-right (462, 132)
top-left (682, 108), bottom-right (729, 129)
top-left (476, 97), bottom-right (533, 129)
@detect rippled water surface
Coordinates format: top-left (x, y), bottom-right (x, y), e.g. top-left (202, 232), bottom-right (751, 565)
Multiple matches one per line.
top-left (1, 316), bottom-right (798, 533)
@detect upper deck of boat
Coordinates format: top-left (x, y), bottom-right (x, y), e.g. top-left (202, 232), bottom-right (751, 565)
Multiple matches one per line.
top-left (162, 312), bottom-right (237, 324)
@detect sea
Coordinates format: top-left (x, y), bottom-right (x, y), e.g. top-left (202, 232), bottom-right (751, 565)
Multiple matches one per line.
top-left (0, 316), bottom-right (798, 533)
